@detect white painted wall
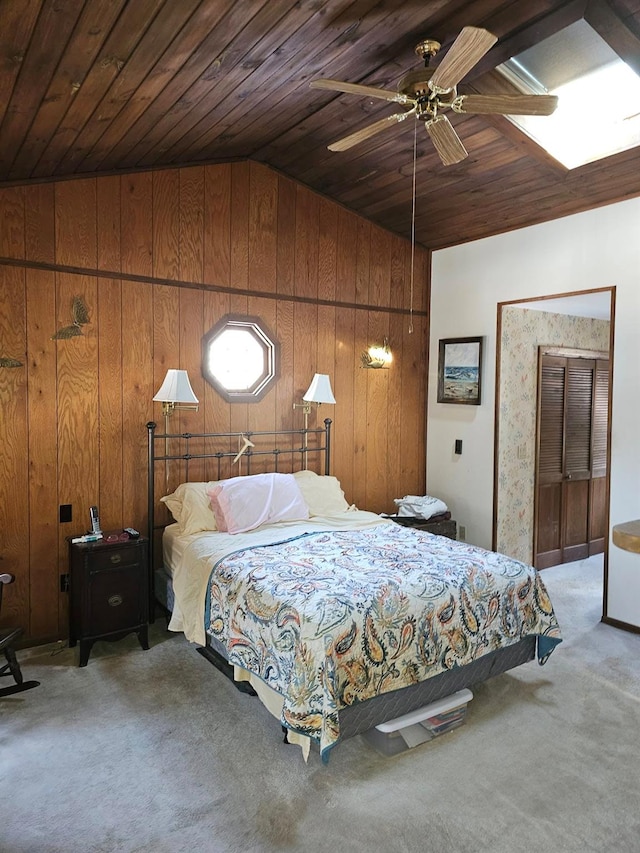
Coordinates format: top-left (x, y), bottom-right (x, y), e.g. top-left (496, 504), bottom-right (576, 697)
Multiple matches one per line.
top-left (428, 197), bottom-right (640, 628)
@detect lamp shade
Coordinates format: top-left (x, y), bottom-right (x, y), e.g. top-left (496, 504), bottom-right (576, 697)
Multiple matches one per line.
top-left (153, 369), bottom-right (199, 404)
top-left (303, 373), bottom-right (336, 405)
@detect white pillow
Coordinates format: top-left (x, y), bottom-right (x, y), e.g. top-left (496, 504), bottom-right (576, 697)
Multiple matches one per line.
top-left (207, 473), bottom-right (309, 534)
top-left (161, 481), bottom-right (219, 535)
top-left (292, 470), bottom-right (349, 516)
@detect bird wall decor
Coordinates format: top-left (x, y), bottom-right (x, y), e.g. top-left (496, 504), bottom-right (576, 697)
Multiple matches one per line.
top-left (51, 296), bottom-right (90, 340)
top-left (0, 356), bottom-right (23, 368)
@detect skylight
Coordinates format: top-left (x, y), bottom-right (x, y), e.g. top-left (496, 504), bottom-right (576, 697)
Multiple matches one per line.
top-left (497, 20), bottom-right (640, 169)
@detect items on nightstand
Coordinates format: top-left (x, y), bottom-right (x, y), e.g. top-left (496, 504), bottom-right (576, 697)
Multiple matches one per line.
top-left (387, 493), bottom-right (457, 540)
top-left (68, 534), bottom-right (149, 667)
top-left (394, 494), bottom-right (449, 520)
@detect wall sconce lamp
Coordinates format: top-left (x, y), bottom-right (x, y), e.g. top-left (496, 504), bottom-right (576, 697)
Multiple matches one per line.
top-left (153, 369), bottom-right (199, 433)
top-left (361, 337), bottom-right (393, 369)
top-left (293, 373), bottom-right (336, 468)
top-left (293, 373), bottom-right (336, 426)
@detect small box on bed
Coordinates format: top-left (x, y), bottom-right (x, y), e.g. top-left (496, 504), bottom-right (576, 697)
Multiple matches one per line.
top-left (363, 689), bottom-right (473, 757)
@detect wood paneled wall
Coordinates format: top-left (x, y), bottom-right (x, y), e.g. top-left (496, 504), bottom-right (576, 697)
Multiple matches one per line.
top-left (0, 161), bottom-right (429, 643)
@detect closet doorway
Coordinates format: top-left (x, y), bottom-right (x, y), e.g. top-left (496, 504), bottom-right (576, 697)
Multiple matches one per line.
top-left (493, 287), bottom-right (614, 572)
top-left (534, 348), bottom-right (610, 569)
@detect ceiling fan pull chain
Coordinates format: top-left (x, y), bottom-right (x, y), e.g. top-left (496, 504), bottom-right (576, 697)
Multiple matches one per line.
top-left (409, 117), bottom-right (417, 335)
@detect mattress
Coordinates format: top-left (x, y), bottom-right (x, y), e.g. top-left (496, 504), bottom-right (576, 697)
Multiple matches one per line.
top-left (154, 523), bottom-right (189, 619)
top-left (163, 522), bottom-right (189, 576)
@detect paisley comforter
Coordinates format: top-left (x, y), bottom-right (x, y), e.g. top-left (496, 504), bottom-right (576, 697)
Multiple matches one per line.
top-left (204, 522), bottom-right (561, 759)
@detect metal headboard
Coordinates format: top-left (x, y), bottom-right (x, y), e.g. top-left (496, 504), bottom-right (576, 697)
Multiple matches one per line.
top-left (146, 418), bottom-right (332, 618)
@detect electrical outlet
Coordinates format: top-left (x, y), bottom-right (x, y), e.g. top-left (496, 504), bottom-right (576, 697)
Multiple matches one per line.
top-left (458, 525), bottom-right (466, 540)
top-left (60, 573), bottom-right (69, 593)
top-left (59, 504), bottom-right (72, 523)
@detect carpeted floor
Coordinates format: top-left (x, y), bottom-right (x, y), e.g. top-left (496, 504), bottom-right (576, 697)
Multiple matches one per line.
top-left (2, 555), bottom-right (639, 853)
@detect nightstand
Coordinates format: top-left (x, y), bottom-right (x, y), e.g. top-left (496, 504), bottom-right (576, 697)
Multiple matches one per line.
top-left (68, 536), bottom-right (149, 667)
top-left (389, 516), bottom-right (457, 540)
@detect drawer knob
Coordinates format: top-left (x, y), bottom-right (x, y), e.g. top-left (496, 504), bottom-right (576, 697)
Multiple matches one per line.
top-left (108, 594), bottom-right (123, 607)
top-left (110, 553), bottom-right (122, 565)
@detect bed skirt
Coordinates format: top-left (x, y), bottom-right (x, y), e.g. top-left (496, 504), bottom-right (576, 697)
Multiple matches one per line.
top-left (156, 565), bottom-right (536, 747)
top-left (337, 636), bottom-right (535, 739)
top-left (203, 631), bottom-right (536, 743)
top-left (154, 566), bottom-right (174, 615)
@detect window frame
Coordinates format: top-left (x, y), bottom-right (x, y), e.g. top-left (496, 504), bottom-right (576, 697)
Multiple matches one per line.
top-left (201, 314), bottom-right (279, 403)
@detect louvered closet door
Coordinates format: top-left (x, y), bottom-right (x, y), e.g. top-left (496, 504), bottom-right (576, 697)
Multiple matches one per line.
top-left (536, 356), bottom-right (566, 567)
top-left (589, 360), bottom-right (609, 552)
top-left (563, 359), bottom-right (594, 563)
top-left (535, 353), bottom-right (609, 569)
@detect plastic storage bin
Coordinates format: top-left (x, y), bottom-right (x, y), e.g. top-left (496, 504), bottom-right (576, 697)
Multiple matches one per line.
top-left (362, 688), bottom-right (473, 756)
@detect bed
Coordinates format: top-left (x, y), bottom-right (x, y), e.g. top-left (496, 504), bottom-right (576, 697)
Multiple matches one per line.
top-left (147, 421), bottom-right (562, 762)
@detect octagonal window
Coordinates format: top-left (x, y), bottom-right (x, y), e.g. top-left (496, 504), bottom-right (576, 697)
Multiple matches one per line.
top-left (202, 315), bottom-right (279, 402)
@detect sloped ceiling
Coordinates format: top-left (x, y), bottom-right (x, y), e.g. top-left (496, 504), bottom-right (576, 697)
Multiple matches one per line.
top-left (2, 0), bottom-right (640, 249)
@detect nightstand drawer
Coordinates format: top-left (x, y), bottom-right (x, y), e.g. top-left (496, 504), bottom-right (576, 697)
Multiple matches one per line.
top-left (88, 546), bottom-right (141, 572)
top-left (88, 565), bottom-right (146, 637)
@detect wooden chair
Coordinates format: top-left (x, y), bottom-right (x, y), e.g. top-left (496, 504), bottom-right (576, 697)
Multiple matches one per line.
top-left (0, 574), bottom-right (39, 697)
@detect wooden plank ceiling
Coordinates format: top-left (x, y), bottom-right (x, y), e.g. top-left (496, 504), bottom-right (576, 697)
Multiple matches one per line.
top-left (2, 0), bottom-right (640, 249)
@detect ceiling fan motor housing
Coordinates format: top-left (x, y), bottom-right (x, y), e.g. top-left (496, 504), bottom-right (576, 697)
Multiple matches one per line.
top-left (398, 68), bottom-right (436, 99)
top-left (399, 38), bottom-right (440, 99)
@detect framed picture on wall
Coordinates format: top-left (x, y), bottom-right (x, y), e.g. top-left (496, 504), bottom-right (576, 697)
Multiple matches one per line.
top-left (437, 336), bottom-right (483, 405)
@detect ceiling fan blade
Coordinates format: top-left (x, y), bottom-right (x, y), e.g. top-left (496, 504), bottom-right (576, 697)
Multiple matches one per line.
top-left (429, 27), bottom-right (497, 93)
top-left (452, 93), bottom-right (558, 116)
top-left (328, 110), bottom-right (415, 152)
top-left (310, 79), bottom-right (412, 104)
top-left (425, 115), bottom-right (468, 165)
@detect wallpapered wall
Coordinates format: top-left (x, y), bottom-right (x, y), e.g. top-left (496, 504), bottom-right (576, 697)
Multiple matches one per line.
top-left (496, 306), bottom-right (610, 563)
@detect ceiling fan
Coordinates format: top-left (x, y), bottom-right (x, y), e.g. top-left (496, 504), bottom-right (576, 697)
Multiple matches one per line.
top-left (310, 26), bottom-right (558, 165)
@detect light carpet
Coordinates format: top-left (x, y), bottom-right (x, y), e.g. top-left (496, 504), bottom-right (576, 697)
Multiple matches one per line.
top-left (2, 555), bottom-right (639, 853)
